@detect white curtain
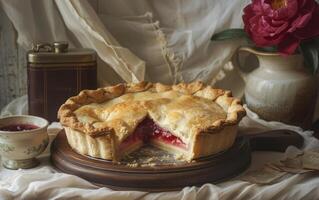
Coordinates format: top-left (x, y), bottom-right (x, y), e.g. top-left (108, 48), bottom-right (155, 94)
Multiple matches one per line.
top-left (0, 0), bottom-right (249, 92)
top-left (2, 2), bottom-right (319, 199)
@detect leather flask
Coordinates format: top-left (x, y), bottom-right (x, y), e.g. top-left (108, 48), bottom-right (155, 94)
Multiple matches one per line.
top-left (27, 41), bottom-right (97, 122)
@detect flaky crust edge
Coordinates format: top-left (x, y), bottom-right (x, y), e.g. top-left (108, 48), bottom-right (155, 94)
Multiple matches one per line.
top-left (58, 82), bottom-right (246, 161)
top-left (58, 81), bottom-right (245, 138)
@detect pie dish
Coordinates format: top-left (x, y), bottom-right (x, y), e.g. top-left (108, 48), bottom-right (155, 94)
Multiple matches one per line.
top-left (58, 82), bottom-right (246, 162)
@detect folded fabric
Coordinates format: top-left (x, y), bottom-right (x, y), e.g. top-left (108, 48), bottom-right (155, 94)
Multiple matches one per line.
top-left (1, 97), bottom-right (319, 200)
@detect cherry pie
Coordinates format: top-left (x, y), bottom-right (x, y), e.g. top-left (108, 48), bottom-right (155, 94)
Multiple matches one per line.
top-left (58, 82), bottom-right (245, 161)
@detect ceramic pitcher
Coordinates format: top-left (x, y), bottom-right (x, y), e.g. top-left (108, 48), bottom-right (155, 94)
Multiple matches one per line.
top-left (236, 47), bottom-right (318, 128)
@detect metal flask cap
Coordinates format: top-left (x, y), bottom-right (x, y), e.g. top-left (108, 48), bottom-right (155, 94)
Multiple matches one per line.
top-left (53, 41), bottom-right (69, 53)
top-left (28, 41), bottom-right (96, 64)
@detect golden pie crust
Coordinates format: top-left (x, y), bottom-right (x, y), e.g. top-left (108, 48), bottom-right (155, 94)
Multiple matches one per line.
top-left (58, 82), bottom-right (246, 161)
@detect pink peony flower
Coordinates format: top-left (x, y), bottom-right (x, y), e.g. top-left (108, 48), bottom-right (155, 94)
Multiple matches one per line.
top-left (243, 0), bottom-right (319, 54)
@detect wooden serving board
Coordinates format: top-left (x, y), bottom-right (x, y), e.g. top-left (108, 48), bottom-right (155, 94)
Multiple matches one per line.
top-left (50, 129), bottom-right (303, 191)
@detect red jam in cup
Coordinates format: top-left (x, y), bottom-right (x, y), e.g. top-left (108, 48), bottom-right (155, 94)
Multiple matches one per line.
top-left (0, 124), bottom-right (39, 132)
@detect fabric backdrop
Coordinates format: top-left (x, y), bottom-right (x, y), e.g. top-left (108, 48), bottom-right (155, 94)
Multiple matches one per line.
top-left (1, 1), bottom-right (319, 199)
top-left (0, 0), bottom-right (249, 91)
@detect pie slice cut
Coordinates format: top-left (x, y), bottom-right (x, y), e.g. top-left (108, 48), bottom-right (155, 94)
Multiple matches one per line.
top-left (58, 82), bottom-right (246, 162)
top-left (118, 117), bottom-right (189, 158)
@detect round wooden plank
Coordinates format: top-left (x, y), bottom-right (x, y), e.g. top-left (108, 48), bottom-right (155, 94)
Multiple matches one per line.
top-left (50, 130), bottom-right (251, 191)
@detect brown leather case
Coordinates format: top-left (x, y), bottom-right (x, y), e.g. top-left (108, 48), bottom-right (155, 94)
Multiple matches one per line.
top-left (27, 42), bottom-right (97, 122)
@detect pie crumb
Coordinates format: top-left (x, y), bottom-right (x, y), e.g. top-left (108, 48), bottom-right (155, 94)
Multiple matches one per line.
top-left (174, 153), bottom-right (185, 161)
top-left (126, 162), bottom-right (139, 167)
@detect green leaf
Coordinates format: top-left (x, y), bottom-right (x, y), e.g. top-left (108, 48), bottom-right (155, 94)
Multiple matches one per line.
top-left (299, 38), bottom-right (319, 74)
top-left (255, 46), bottom-right (278, 52)
top-left (211, 29), bottom-right (250, 41)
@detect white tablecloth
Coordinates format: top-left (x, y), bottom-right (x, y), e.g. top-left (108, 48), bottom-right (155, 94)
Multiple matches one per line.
top-left (1, 96), bottom-right (319, 200)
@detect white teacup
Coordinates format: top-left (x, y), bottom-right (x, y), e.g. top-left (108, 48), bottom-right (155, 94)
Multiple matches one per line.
top-left (0, 115), bottom-right (49, 169)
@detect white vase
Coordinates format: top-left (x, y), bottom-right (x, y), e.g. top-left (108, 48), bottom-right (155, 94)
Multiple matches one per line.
top-left (237, 47), bottom-right (318, 128)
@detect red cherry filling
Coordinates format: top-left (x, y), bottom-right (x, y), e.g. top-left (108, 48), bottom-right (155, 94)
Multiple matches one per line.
top-left (149, 120), bottom-right (187, 149)
top-left (0, 124), bottom-right (39, 132)
top-left (119, 118), bottom-right (187, 150)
